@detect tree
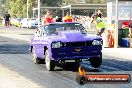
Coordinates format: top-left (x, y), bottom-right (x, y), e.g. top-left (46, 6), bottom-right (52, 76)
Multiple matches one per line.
top-left (41, 0), bottom-right (62, 6)
top-left (3, 0), bottom-right (64, 18)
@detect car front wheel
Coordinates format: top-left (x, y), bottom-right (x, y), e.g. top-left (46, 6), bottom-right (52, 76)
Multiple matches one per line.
top-left (89, 56), bottom-right (102, 68)
top-left (32, 47), bottom-right (45, 64)
top-left (32, 48), bottom-right (40, 64)
top-left (45, 49), bottom-right (55, 71)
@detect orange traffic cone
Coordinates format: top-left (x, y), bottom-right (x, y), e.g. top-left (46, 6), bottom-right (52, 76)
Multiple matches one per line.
top-left (108, 30), bottom-right (114, 47)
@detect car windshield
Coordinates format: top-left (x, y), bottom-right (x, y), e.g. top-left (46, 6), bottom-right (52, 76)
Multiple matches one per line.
top-left (43, 23), bottom-right (87, 35)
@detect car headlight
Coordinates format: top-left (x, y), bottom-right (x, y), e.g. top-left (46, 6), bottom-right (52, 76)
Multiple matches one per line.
top-left (52, 42), bottom-right (62, 48)
top-left (92, 40), bottom-right (102, 45)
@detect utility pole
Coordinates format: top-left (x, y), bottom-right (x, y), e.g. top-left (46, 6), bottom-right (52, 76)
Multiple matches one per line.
top-left (1, 0), bottom-right (6, 16)
top-left (27, 0), bottom-right (29, 28)
top-left (2, 0), bottom-right (5, 7)
top-left (27, 0), bottom-right (29, 19)
top-left (38, 0), bottom-right (40, 28)
top-left (114, 0), bottom-right (118, 48)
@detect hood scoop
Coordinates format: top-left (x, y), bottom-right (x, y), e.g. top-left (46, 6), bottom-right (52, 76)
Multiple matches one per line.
top-left (58, 31), bottom-right (84, 42)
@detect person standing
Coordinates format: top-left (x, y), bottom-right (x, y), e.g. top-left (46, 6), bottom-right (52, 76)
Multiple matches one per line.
top-left (90, 14), bottom-right (97, 30)
top-left (43, 11), bottom-right (54, 25)
top-left (4, 12), bottom-right (11, 30)
top-left (96, 10), bottom-right (104, 18)
top-left (95, 10), bottom-right (106, 36)
top-left (63, 12), bottom-right (73, 22)
top-left (96, 16), bottom-right (106, 36)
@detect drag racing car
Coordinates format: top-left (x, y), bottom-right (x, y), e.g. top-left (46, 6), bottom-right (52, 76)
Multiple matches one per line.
top-left (30, 22), bottom-right (102, 71)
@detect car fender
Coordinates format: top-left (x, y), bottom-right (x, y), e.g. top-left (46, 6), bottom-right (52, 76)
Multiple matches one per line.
top-left (31, 40), bottom-right (51, 59)
top-left (31, 44), bottom-right (44, 59)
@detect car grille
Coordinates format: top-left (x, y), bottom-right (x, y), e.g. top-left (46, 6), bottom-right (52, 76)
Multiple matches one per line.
top-left (62, 41), bottom-right (92, 47)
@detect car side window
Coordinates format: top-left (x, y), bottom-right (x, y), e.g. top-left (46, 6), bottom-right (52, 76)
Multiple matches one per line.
top-left (35, 27), bottom-right (43, 37)
top-left (42, 26), bottom-right (47, 35)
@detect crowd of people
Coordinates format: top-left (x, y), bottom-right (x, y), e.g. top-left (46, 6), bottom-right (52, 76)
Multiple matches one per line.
top-left (42, 10), bottom-right (106, 36)
top-left (3, 10), bottom-right (106, 36)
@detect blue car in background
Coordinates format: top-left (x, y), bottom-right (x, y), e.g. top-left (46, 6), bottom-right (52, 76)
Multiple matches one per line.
top-left (20, 18), bottom-right (40, 28)
top-left (28, 19), bottom-right (39, 29)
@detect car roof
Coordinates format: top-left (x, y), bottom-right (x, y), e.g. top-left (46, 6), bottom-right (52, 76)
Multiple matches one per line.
top-left (43, 22), bottom-right (81, 26)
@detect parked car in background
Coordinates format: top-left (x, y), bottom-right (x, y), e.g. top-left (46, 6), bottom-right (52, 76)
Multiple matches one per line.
top-left (28, 19), bottom-right (39, 29)
top-left (20, 18), bottom-right (28, 28)
top-left (20, 18), bottom-right (39, 28)
top-left (16, 18), bottom-right (22, 27)
top-left (10, 18), bottom-right (16, 26)
top-left (30, 22), bottom-right (103, 71)
top-left (11, 18), bottom-right (22, 27)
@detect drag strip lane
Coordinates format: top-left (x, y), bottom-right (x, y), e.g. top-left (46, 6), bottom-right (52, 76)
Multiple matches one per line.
top-left (0, 36), bottom-right (132, 88)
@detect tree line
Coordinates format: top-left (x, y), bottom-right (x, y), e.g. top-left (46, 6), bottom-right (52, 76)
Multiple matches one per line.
top-left (0, 0), bottom-right (106, 18)
top-left (0, 0), bottom-right (63, 18)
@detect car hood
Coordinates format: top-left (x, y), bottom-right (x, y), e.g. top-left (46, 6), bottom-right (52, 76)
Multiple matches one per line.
top-left (45, 31), bottom-right (102, 43)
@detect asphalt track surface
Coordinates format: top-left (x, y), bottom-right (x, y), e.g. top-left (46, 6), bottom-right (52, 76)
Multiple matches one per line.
top-left (0, 33), bottom-right (132, 88)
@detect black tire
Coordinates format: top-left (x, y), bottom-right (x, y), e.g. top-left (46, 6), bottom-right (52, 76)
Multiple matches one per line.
top-left (89, 56), bottom-right (102, 68)
top-left (75, 60), bottom-right (81, 70)
top-left (32, 48), bottom-right (44, 64)
top-left (45, 49), bottom-right (55, 71)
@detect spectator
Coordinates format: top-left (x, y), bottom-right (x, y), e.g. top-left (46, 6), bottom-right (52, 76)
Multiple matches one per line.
top-left (56, 17), bottom-right (62, 22)
top-left (63, 12), bottom-right (73, 22)
top-left (96, 10), bottom-right (104, 18)
top-left (43, 11), bottom-right (54, 25)
top-left (96, 17), bottom-right (106, 36)
top-left (90, 14), bottom-right (97, 30)
top-left (94, 10), bottom-right (106, 36)
top-left (4, 12), bottom-right (11, 30)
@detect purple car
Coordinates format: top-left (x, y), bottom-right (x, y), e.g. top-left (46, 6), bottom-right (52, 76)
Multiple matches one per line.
top-left (30, 22), bottom-right (102, 71)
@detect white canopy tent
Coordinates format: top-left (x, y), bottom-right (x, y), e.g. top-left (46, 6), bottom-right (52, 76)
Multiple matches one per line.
top-left (61, 4), bottom-right (107, 16)
top-left (33, 4), bottom-right (107, 17)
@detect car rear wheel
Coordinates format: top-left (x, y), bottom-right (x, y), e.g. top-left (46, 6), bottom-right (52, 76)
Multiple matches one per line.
top-left (89, 56), bottom-right (102, 68)
top-left (32, 48), bottom-right (45, 64)
top-left (45, 49), bottom-right (55, 71)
